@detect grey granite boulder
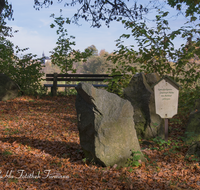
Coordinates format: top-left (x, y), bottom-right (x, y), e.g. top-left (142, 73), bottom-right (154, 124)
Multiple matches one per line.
top-left (0, 73), bottom-right (19, 101)
top-left (75, 83), bottom-right (145, 167)
top-left (124, 73), bottom-right (164, 139)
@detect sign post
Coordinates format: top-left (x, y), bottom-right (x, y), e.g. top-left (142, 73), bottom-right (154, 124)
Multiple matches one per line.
top-left (165, 118), bottom-right (168, 142)
top-left (153, 76), bottom-right (180, 141)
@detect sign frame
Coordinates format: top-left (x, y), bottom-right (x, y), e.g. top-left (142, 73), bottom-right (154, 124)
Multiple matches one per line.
top-left (152, 75), bottom-right (181, 141)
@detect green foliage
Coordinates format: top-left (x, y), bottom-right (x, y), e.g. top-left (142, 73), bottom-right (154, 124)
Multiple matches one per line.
top-left (151, 122), bottom-right (158, 129)
top-left (74, 48), bottom-right (111, 74)
top-left (152, 136), bottom-right (172, 150)
top-left (144, 154), bottom-right (151, 162)
top-left (8, 178), bottom-right (18, 184)
top-left (50, 13), bottom-right (76, 73)
top-left (105, 46), bottom-right (138, 97)
top-left (167, 0), bottom-right (200, 21)
top-left (170, 118), bottom-right (182, 125)
top-left (180, 131), bottom-right (198, 144)
top-left (0, 3), bottom-right (45, 96)
top-left (0, 36), bottom-right (45, 96)
top-left (14, 54), bottom-right (45, 96)
top-left (57, 88), bottom-right (77, 96)
top-left (2, 150), bottom-right (12, 156)
top-left (105, 73), bottom-right (132, 97)
top-left (82, 158), bottom-right (88, 164)
top-left (83, 55), bottom-right (103, 74)
top-left (86, 45), bottom-right (98, 56)
top-left (185, 154), bottom-right (200, 162)
top-left (0, 0), bottom-right (14, 37)
top-left (170, 140), bottom-right (181, 151)
top-left (178, 86), bottom-right (200, 116)
top-left (123, 10), bottom-right (199, 87)
top-left (50, 12), bottom-right (93, 74)
top-left (107, 8), bottom-right (200, 97)
top-left (125, 149), bottom-right (142, 167)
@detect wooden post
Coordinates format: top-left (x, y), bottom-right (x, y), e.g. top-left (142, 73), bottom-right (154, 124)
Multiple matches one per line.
top-left (52, 73), bottom-right (58, 96)
top-left (165, 118), bottom-right (168, 141)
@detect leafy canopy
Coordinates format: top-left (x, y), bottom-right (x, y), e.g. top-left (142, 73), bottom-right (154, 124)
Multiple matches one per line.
top-left (34, 0), bottom-right (148, 27)
top-left (105, 5), bottom-right (200, 96)
top-left (0, 36), bottom-right (45, 96)
top-left (33, 0), bottom-right (200, 27)
top-left (167, 0), bottom-right (200, 20)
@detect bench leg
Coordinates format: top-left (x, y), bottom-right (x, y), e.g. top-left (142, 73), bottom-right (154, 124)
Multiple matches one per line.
top-left (51, 86), bottom-right (57, 96)
top-left (52, 73), bottom-right (58, 96)
top-left (51, 87), bottom-right (53, 96)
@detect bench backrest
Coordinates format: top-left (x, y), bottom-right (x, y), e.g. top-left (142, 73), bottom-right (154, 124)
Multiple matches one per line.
top-left (46, 73), bottom-right (122, 82)
top-left (45, 73), bottom-right (123, 96)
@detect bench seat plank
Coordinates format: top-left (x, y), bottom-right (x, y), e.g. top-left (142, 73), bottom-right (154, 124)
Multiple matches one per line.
top-left (46, 74), bottom-right (115, 77)
top-left (44, 84), bottom-right (108, 88)
top-left (46, 78), bottom-right (110, 81)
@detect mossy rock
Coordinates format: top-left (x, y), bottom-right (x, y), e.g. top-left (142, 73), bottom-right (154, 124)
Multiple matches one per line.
top-left (0, 73), bottom-right (20, 101)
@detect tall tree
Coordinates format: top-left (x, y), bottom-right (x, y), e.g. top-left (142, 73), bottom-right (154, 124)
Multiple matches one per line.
top-left (86, 45), bottom-right (98, 56)
top-left (83, 56), bottom-right (102, 74)
top-left (50, 13), bottom-right (93, 73)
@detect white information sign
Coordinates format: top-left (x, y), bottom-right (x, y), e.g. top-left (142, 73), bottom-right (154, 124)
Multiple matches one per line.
top-left (154, 78), bottom-right (179, 118)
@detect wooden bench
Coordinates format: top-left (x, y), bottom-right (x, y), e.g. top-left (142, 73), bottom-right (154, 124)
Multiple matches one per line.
top-left (44, 73), bottom-right (122, 96)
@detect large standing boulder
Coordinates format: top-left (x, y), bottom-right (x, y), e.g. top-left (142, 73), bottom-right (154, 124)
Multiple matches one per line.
top-left (124, 73), bottom-right (164, 139)
top-left (0, 73), bottom-right (20, 101)
top-left (185, 99), bottom-right (200, 143)
top-left (75, 83), bottom-right (145, 167)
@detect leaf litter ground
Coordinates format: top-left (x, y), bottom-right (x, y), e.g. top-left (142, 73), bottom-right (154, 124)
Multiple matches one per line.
top-left (0, 95), bottom-right (199, 190)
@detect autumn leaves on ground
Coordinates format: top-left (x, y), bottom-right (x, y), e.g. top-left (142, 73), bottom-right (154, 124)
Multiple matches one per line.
top-left (0, 95), bottom-right (199, 190)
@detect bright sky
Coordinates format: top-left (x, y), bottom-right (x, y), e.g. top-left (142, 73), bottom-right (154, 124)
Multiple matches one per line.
top-left (6, 0), bottom-right (190, 58)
